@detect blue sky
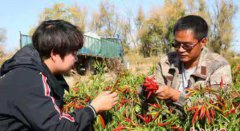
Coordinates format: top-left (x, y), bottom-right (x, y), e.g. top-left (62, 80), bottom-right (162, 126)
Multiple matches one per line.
top-left (0, 0), bottom-right (239, 53)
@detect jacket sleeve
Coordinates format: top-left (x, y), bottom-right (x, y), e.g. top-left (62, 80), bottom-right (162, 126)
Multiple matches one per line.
top-left (10, 68), bottom-right (96, 131)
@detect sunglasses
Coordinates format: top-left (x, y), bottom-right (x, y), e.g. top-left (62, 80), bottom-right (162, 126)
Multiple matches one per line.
top-left (172, 40), bottom-right (200, 51)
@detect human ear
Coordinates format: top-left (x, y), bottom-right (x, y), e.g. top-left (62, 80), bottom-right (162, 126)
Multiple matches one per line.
top-left (200, 37), bottom-right (207, 48)
top-left (50, 50), bottom-right (59, 63)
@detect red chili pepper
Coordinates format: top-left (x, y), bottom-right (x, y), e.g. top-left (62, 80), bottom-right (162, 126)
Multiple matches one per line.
top-left (113, 124), bottom-right (126, 131)
top-left (143, 77), bottom-right (159, 99)
top-left (72, 87), bottom-right (79, 92)
top-left (148, 103), bottom-right (161, 109)
top-left (210, 99), bottom-right (213, 104)
top-left (157, 122), bottom-right (170, 127)
top-left (125, 117), bottom-right (131, 123)
top-left (116, 87), bottom-right (124, 93)
top-left (210, 109), bottom-right (215, 120)
top-left (123, 88), bottom-right (130, 93)
top-left (104, 86), bottom-right (112, 91)
top-left (118, 98), bottom-right (130, 108)
top-left (199, 105), bottom-right (205, 120)
top-left (122, 110), bottom-right (126, 117)
top-left (153, 112), bottom-right (159, 121)
top-left (192, 108), bottom-right (199, 125)
top-left (216, 95), bottom-right (221, 100)
top-left (169, 108), bottom-right (174, 114)
top-left (221, 98), bottom-right (225, 103)
top-left (229, 108), bottom-right (236, 114)
top-left (172, 125), bottom-right (184, 131)
top-left (187, 106), bottom-right (198, 111)
top-left (99, 114), bottom-right (106, 128)
top-left (225, 112), bottom-right (230, 117)
top-left (75, 104), bottom-right (84, 109)
top-left (136, 114), bottom-right (152, 124)
top-left (84, 94), bottom-right (90, 103)
top-left (220, 77), bottom-right (224, 89)
top-left (237, 66), bottom-right (240, 70)
top-left (205, 109), bottom-right (211, 123)
top-left (217, 101), bottom-right (223, 107)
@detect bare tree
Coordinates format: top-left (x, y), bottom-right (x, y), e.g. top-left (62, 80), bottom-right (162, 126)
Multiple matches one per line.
top-left (138, 0), bottom-right (186, 57)
top-left (0, 28), bottom-right (6, 56)
top-left (208, 0), bottom-right (237, 54)
top-left (89, 1), bottom-right (117, 37)
top-left (29, 3), bottom-right (87, 35)
top-left (0, 28), bottom-right (6, 43)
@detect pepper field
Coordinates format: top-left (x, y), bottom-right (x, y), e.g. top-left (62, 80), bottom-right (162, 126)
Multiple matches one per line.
top-left (64, 58), bottom-right (240, 131)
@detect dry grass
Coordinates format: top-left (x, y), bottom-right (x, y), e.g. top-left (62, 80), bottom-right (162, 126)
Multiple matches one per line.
top-left (68, 51), bottom-right (161, 85)
top-left (124, 51), bottom-right (159, 75)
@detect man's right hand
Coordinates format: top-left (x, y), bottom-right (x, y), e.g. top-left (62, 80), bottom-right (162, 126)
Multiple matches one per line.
top-left (155, 85), bottom-right (180, 101)
top-left (90, 91), bottom-right (118, 113)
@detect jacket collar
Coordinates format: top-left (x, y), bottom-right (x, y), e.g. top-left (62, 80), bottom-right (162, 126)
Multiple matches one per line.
top-left (168, 47), bottom-right (209, 79)
top-left (42, 63), bottom-right (69, 97)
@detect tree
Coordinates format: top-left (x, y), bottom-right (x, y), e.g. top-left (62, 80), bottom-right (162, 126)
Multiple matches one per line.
top-left (89, 1), bottom-right (132, 53)
top-left (89, 1), bottom-right (117, 37)
top-left (0, 28), bottom-right (6, 57)
top-left (135, 6), bottom-right (145, 31)
top-left (138, 0), bottom-right (185, 57)
top-left (67, 4), bottom-right (87, 31)
top-left (29, 3), bottom-right (87, 35)
top-left (185, 0), bottom-right (210, 22)
top-left (208, 0), bottom-right (237, 54)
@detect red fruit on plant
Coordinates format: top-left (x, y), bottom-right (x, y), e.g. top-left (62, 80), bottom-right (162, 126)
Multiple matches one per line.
top-left (148, 103), bottom-right (161, 109)
top-left (136, 114), bottom-right (152, 124)
top-left (143, 77), bottom-right (159, 99)
top-left (99, 114), bottom-right (106, 128)
top-left (220, 77), bottom-right (224, 89)
top-left (205, 109), bottom-right (211, 124)
top-left (210, 109), bottom-right (215, 120)
top-left (172, 125), bottom-right (184, 131)
top-left (113, 124), bottom-right (126, 131)
top-left (199, 105), bottom-right (206, 120)
top-left (157, 122), bottom-right (170, 127)
top-left (192, 108), bottom-right (199, 125)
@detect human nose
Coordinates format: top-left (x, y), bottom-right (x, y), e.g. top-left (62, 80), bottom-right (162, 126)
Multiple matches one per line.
top-left (176, 44), bottom-right (185, 52)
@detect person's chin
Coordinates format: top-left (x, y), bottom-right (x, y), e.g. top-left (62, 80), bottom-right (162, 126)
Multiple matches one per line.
top-left (179, 57), bottom-right (189, 63)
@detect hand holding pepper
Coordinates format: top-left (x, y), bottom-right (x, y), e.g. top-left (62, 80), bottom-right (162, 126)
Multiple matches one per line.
top-left (90, 91), bottom-right (119, 113)
top-left (155, 85), bottom-right (180, 101)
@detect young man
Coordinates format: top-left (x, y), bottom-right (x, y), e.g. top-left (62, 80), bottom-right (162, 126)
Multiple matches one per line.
top-left (0, 20), bottom-right (118, 130)
top-left (153, 15), bottom-right (232, 106)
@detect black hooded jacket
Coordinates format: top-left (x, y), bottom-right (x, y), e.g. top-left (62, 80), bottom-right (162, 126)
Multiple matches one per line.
top-left (0, 45), bottom-right (95, 131)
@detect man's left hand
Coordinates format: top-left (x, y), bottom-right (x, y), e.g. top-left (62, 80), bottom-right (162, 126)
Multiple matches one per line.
top-left (155, 85), bottom-right (180, 101)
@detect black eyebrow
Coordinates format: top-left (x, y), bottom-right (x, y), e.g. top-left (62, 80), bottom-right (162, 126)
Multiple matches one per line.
top-left (174, 40), bottom-right (194, 44)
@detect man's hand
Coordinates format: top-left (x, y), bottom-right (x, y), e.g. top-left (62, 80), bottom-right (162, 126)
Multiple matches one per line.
top-left (155, 85), bottom-right (180, 101)
top-left (90, 91), bottom-right (118, 113)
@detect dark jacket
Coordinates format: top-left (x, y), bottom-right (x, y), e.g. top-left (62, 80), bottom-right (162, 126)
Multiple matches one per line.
top-left (0, 45), bottom-right (95, 131)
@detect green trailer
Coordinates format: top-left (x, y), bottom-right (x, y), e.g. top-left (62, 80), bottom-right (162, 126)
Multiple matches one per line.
top-left (20, 32), bottom-right (123, 74)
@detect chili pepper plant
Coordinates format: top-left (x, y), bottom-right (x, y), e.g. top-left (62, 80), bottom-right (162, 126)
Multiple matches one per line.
top-left (64, 65), bottom-right (239, 130)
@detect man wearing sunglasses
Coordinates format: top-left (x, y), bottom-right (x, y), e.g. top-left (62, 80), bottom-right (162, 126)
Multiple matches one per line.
top-left (153, 15), bottom-right (232, 106)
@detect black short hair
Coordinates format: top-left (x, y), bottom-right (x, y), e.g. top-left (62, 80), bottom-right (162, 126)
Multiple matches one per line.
top-left (173, 15), bottom-right (208, 40)
top-left (32, 20), bottom-right (84, 59)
